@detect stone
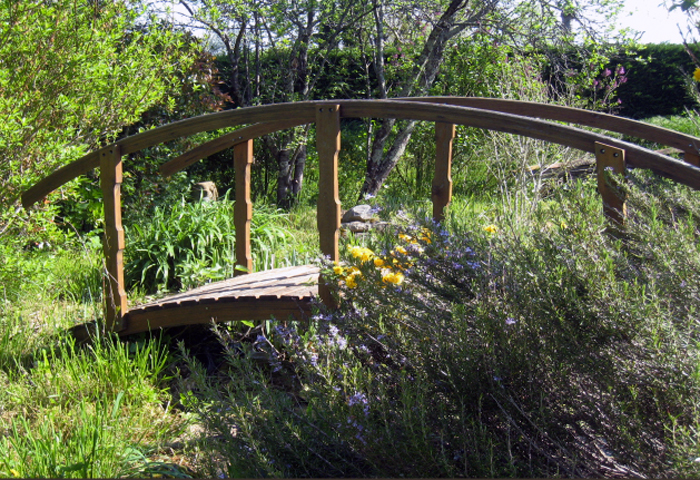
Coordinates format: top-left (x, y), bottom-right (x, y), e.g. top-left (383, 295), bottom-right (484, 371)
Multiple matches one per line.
top-left (343, 221), bottom-right (373, 233)
top-left (342, 204), bottom-right (376, 223)
top-left (193, 181), bottom-right (218, 202)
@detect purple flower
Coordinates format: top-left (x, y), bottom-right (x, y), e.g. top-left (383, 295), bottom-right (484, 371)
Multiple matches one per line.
top-left (505, 317), bottom-right (517, 325)
top-left (348, 392), bottom-right (370, 416)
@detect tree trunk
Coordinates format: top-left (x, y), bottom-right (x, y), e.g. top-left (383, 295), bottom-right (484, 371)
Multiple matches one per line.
top-left (291, 144), bottom-right (307, 199)
top-left (360, 120), bottom-right (417, 198)
top-left (276, 148), bottom-right (292, 207)
top-left (360, 0), bottom-right (483, 199)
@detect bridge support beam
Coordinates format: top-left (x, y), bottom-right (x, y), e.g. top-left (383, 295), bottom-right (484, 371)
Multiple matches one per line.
top-left (432, 122), bottom-right (455, 223)
top-left (234, 140), bottom-right (254, 276)
top-left (595, 142), bottom-right (627, 227)
top-left (316, 104), bottom-right (341, 308)
top-left (100, 145), bottom-right (127, 332)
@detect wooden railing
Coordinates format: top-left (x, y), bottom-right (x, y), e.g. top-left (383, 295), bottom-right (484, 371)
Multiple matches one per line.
top-left (21, 98), bottom-right (700, 332)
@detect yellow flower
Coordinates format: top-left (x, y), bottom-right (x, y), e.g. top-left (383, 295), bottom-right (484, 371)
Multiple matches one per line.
top-left (345, 275), bottom-right (358, 288)
top-left (333, 265), bottom-right (345, 275)
top-left (560, 220), bottom-right (568, 229)
top-left (343, 266), bottom-right (362, 288)
top-left (373, 257), bottom-right (385, 268)
top-left (349, 245), bottom-right (374, 262)
top-left (694, 67), bottom-right (700, 82)
top-left (419, 228), bottom-right (432, 243)
top-left (10, 470), bottom-right (20, 478)
top-left (393, 245), bottom-right (407, 255)
top-left (398, 233), bottom-right (413, 242)
top-left (381, 269), bottom-right (404, 285)
top-left (483, 224), bottom-right (498, 234)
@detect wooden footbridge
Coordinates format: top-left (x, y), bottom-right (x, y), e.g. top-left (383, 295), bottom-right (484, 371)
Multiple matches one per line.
top-left (21, 97), bottom-right (700, 339)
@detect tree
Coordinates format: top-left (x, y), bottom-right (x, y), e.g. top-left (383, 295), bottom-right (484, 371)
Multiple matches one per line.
top-left (172, 0), bottom-right (372, 207)
top-left (0, 0), bottom-right (197, 230)
top-left (358, 0), bottom-right (627, 199)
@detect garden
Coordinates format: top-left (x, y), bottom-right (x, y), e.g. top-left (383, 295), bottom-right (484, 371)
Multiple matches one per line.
top-left (4, 0), bottom-right (700, 478)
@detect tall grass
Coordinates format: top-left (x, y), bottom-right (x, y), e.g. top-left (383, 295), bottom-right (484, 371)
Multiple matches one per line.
top-left (125, 194), bottom-right (299, 294)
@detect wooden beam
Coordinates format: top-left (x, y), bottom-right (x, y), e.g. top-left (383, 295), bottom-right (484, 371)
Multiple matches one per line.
top-left (160, 119), bottom-right (307, 178)
top-left (234, 140), bottom-right (253, 276)
top-left (316, 104), bottom-right (341, 308)
top-left (432, 122), bottom-right (455, 222)
top-left (401, 97), bottom-right (700, 159)
top-left (22, 150), bottom-right (102, 208)
top-left (595, 142), bottom-right (627, 227)
top-left (120, 297), bottom-right (313, 336)
top-left (100, 145), bottom-right (127, 332)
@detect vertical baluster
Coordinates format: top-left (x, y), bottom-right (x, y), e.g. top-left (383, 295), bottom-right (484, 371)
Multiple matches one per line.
top-left (316, 104), bottom-right (341, 308)
top-left (100, 145), bottom-right (127, 332)
top-left (595, 141), bottom-right (627, 227)
top-left (432, 122), bottom-right (455, 223)
top-left (234, 140), bottom-right (254, 276)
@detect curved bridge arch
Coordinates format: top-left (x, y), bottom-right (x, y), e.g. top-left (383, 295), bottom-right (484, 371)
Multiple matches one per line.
top-left (21, 98), bottom-right (700, 337)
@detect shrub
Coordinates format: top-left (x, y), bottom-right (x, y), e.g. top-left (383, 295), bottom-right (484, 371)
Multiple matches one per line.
top-left (178, 173), bottom-right (700, 477)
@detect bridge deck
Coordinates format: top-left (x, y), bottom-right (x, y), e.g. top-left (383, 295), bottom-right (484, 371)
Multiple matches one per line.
top-left (72, 265), bottom-right (320, 340)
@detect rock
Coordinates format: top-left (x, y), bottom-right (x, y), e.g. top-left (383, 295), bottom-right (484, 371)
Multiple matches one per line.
top-left (341, 221), bottom-right (390, 235)
top-left (343, 221), bottom-right (373, 233)
top-left (193, 181), bottom-right (218, 202)
top-left (342, 204), bottom-right (376, 223)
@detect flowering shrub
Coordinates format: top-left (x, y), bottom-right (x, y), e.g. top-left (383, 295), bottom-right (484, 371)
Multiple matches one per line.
top-left (178, 176), bottom-right (700, 478)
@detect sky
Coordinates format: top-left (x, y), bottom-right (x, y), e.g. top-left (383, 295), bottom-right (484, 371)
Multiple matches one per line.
top-left (617, 0), bottom-right (696, 43)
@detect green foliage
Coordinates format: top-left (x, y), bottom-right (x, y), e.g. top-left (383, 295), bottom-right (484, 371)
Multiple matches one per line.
top-left (0, 0), bottom-right (197, 215)
top-left (613, 44), bottom-right (697, 118)
top-left (0, 335), bottom-right (187, 478)
top-left (125, 195), bottom-right (293, 293)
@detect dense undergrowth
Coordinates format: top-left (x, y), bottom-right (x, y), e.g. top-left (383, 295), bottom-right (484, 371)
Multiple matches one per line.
top-left (2, 116), bottom-right (700, 477)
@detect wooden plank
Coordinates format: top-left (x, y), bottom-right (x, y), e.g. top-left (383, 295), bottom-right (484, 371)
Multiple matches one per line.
top-left (432, 122), bottom-right (455, 222)
top-left (316, 104), bottom-right (341, 308)
top-left (234, 140), bottom-right (254, 276)
top-left (160, 119), bottom-right (307, 178)
top-left (595, 142), bottom-right (627, 227)
top-left (130, 265), bottom-right (319, 310)
top-left (100, 145), bottom-right (127, 332)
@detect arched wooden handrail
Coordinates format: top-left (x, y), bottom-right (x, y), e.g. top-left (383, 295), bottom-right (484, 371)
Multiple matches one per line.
top-left (21, 98), bottom-right (700, 207)
top-left (20, 98), bottom-right (700, 333)
top-left (402, 97), bottom-right (700, 165)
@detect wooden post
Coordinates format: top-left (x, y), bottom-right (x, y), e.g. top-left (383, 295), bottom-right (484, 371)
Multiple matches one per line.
top-left (595, 142), bottom-right (627, 227)
top-left (316, 104), bottom-right (341, 308)
top-left (100, 145), bottom-right (127, 332)
top-left (432, 122), bottom-right (455, 222)
top-left (234, 140), bottom-right (253, 276)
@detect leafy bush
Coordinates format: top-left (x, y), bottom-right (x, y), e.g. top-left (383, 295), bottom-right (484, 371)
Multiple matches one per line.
top-left (125, 195), bottom-right (293, 294)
